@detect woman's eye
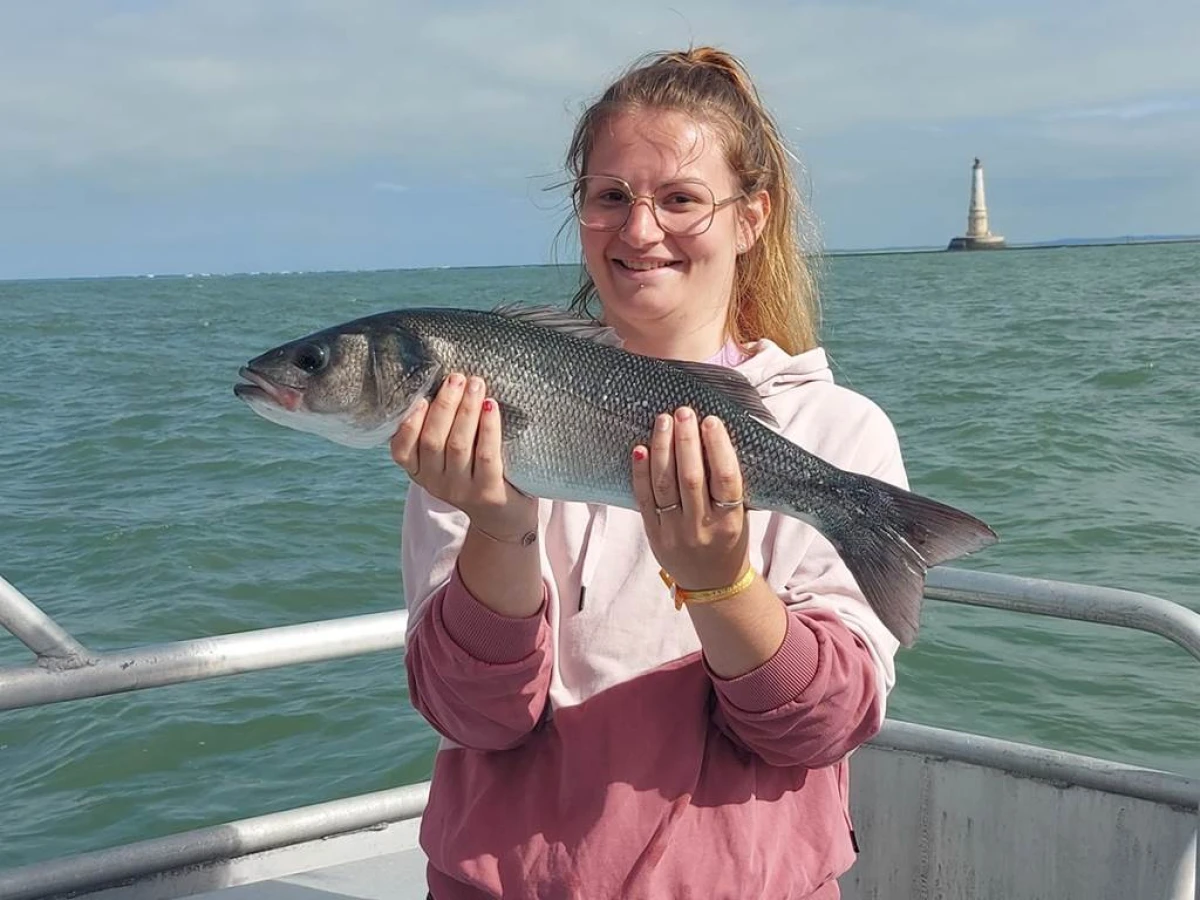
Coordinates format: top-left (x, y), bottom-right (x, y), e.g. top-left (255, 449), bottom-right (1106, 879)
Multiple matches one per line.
top-left (662, 192), bottom-right (701, 207)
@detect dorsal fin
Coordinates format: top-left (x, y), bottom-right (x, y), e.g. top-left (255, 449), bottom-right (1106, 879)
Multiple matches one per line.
top-left (493, 303), bottom-right (623, 347)
top-left (493, 303), bottom-right (775, 426)
top-left (667, 359), bottom-right (779, 428)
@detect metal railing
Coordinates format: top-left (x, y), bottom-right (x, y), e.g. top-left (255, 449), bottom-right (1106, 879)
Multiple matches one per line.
top-left (0, 574), bottom-right (409, 711)
top-left (4, 567), bottom-right (1198, 712)
top-left (924, 566), bottom-right (1200, 661)
top-left (2, 566), bottom-right (1199, 899)
top-left (0, 784), bottom-right (431, 900)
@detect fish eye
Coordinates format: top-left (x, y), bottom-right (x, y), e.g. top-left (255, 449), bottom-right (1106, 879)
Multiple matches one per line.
top-left (294, 342), bottom-right (328, 374)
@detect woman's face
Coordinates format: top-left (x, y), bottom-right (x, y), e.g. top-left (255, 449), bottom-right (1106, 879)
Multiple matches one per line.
top-left (579, 109), bottom-right (767, 359)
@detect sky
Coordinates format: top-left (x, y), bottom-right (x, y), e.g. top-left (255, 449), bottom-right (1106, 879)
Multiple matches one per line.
top-left (1, 0), bottom-right (1198, 279)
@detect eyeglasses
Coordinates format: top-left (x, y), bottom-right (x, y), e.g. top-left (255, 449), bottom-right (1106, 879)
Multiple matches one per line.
top-left (571, 175), bottom-right (744, 236)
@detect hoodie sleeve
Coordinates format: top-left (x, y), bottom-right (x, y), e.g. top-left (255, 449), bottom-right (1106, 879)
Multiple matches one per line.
top-left (401, 485), bottom-right (553, 751)
top-left (708, 384), bottom-right (905, 768)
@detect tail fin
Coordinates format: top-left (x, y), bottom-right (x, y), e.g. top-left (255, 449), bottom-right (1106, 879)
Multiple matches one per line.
top-left (827, 480), bottom-right (997, 647)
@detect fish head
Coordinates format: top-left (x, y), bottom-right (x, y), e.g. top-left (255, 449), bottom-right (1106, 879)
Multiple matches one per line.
top-left (235, 316), bottom-right (435, 448)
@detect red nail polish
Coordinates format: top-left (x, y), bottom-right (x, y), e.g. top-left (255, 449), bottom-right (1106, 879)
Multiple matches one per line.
top-left (633, 446), bottom-right (647, 462)
top-left (482, 398), bottom-right (495, 413)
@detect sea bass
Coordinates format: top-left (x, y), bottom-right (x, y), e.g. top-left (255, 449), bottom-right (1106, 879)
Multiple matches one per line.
top-left (235, 305), bottom-right (996, 646)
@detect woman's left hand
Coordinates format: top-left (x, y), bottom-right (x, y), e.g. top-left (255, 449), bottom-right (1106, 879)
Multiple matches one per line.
top-left (632, 407), bottom-right (750, 591)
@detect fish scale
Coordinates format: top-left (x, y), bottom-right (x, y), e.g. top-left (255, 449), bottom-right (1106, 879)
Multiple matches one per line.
top-left (402, 308), bottom-right (854, 516)
top-left (236, 305), bottom-right (998, 646)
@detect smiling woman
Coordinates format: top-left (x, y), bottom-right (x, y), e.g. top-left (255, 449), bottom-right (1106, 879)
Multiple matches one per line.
top-left (572, 109), bottom-right (765, 360)
top-left (393, 46), bottom-right (937, 900)
top-left (564, 49), bottom-right (820, 360)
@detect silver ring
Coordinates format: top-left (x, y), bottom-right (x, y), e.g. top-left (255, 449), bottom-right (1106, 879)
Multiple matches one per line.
top-left (654, 502), bottom-right (681, 515)
top-left (712, 497), bottom-right (744, 510)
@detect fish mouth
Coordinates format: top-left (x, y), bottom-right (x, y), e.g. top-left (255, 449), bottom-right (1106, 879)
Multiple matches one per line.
top-left (234, 367), bottom-right (303, 411)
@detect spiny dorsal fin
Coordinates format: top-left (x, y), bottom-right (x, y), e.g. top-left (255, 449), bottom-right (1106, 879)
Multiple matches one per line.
top-left (667, 359), bottom-right (779, 428)
top-left (494, 303), bottom-right (775, 426)
top-left (493, 303), bottom-right (623, 348)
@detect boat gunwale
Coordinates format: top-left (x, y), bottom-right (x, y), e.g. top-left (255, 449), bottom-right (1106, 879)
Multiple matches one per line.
top-left (0, 723), bottom-right (1194, 900)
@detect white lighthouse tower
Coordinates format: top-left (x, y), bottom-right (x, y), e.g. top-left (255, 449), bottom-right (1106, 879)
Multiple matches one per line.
top-left (947, 158), bottom-right (1006, 250)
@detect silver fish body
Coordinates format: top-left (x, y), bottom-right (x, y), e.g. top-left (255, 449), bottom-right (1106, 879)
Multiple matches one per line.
top-left (236, 305), bottom-right (997, 646)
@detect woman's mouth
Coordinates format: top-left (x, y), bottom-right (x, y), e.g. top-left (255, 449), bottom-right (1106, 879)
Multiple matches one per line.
top-left (613, 259), bottom-right (681, 273)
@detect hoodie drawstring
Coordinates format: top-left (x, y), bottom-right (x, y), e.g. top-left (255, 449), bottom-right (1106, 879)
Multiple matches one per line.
top-left (577, 505), bottom-right (608, 611)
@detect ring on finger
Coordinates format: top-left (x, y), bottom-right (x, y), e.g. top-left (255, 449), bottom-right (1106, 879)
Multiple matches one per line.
top-left (711, 496), bottom-right (744, 510)
top-left (655, 502), bottom-right (681, 515)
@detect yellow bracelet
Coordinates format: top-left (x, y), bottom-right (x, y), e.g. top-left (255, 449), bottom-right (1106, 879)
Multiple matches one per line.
top-left (659, 567), bottom-right (756, 611)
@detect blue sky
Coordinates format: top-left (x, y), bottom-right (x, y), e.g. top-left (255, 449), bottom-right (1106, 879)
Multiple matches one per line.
top-left (2, 0), bottom-right (1197, 279)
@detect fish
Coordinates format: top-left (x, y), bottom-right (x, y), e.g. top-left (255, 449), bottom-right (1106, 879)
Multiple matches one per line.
top-left (234, 304), bottom-right (997, 646)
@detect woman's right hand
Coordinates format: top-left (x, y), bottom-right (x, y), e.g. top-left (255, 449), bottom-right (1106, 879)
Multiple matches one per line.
top-left (390, 372), bottom-right (538, 540)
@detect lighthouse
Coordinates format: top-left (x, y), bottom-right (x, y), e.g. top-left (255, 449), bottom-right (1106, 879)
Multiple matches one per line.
top-left (947, 158), bottom-right (1006, 251)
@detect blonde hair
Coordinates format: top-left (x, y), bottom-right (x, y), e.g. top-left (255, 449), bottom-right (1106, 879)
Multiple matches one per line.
top-left (565, 47), bottom-right (820, 354)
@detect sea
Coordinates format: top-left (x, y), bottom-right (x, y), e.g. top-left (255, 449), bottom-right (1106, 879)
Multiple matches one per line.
top-left (1, 242), bottom-right (1197, 869)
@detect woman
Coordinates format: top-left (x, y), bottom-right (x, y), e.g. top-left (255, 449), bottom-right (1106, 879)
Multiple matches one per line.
top-left (393, 47), bottom-right (905, 900)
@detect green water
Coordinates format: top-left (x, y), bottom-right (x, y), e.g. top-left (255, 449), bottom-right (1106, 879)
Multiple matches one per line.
top-left (1, 244), bottom-right (1197, 868)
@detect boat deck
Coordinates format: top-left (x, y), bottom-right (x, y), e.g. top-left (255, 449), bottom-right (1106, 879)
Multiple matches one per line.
top-left (192, 825), bottom-right (428, 900)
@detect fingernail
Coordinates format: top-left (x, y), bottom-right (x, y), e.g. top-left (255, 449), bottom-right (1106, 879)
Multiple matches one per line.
top-left (467, 377), bottom-right (483, 394)
top-left (632, 446), bottom-right (648, 462)
top-left (656, 414), bottom-right (671, 432)
top-left (482, 398), bottom-right (495, 413)
top-left (448, 373), bottom-right (464, 388)
top-left (676, 407), bottom-right (693, 421)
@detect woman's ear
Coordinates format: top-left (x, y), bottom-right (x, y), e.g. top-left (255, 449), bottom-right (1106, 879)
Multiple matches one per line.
top-left (738, 189), bottom-right (770, 252)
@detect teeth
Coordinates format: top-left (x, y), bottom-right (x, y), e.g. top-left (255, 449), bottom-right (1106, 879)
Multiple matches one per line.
top-left (620, 260), bottom-right (673, 271)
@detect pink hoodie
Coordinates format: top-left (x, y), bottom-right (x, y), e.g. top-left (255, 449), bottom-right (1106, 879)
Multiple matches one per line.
top-left (402, 339), bottom-right (906, 900)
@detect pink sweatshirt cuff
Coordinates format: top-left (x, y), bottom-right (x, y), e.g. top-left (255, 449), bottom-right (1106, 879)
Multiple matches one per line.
top-left (440, 567), bottom-right (547, 665)
top-left (708, 613), bottom-right (821, 713)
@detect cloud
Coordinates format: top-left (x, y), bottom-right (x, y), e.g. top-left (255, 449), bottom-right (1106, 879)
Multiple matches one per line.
top-left (1, 0), bottom-right (1198, 276)
top-left (1047, 99), bottom-right (1200, 121)
top-left (2, 0), bottom-right (1199, 191)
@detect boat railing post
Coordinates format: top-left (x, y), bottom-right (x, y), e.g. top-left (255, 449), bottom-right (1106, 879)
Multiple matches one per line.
top-left (0, 573), bottom-right (90, 664)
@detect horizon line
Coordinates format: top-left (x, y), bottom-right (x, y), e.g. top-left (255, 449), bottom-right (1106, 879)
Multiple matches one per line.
top-left (3, 234), bottom-right (1198, 284)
